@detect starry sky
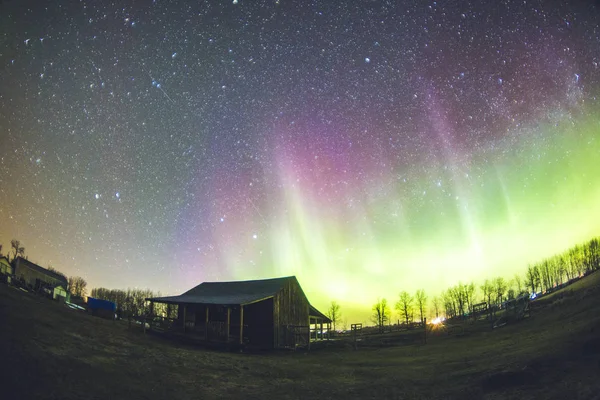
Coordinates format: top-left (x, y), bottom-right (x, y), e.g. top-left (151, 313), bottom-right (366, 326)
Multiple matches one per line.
top-left (1, 0), bottom-right (599, 322)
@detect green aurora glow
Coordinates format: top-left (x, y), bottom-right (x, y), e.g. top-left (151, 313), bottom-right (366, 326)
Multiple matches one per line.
top-left (228, 110), bottom-right (600, 322)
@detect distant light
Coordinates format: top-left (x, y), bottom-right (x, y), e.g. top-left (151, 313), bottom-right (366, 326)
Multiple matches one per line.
top-left (115, 192), bottom-right (120, 198)
top-left (252, 234), bottom-right (257, 239)
top-left (95, 193), bottom-right (100, 199)
top-left (365, 57), bottom-right (371, 63)
top-left (233, 0), bottom-right (238, 3)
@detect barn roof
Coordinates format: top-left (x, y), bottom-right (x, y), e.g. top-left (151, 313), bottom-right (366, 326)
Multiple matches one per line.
top-left (147, 276), bottom-right (298, 306)
top-left (309, 304), bottom-right (332, 323)
top-left (14, 257), bottom-right (68, 286)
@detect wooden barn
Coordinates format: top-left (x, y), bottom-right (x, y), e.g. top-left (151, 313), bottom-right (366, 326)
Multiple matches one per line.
top-left (146, 276), bottom-right (331, 349)
top-left (13, 257), bottom-right (68, 291)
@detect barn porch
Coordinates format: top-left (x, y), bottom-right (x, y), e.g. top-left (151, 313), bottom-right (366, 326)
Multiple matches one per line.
top-left (145, 298), bottom-right (275, 348)
top-left (145, 276), bottom-right (330, 350)
top-left (309, 304), bottom-right (332, 341)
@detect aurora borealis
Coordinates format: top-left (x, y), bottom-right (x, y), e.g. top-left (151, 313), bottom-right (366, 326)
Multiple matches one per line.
top-left (1, 1), bottom-right (599, 322)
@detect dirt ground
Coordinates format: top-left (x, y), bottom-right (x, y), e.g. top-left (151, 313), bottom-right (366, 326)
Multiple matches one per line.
top-left (1, 273), bottom-right (599, 400)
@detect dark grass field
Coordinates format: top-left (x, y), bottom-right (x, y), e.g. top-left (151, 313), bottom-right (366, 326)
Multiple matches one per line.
top-left (1, 273), bottom-right (599, 400)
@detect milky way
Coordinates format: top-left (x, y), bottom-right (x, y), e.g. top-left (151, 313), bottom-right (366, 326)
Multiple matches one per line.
top-left (1, 1), bottom-right (599, 321)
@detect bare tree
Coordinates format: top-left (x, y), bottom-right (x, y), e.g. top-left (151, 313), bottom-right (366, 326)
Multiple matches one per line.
top-left (494, 277), bottom-right (508, 305)
top-left (372, 298), bottom-right (390, 333)
top-left (480, 279), bottom-right (494, 306)
top-left (327, 301), bottom-right (342, 331)
top-left (588, 238), bottom-right (600, 271)
top-left (445, 283), bottom-right (468, 318)
top-left (513, 274), bottom-right (523, 294)
top-left (396, 291), bottom-right (413, 326)
top-left (507, 288), bottom-right (515, 300)
top-left (567, 246), bottom-right (583, 277)
top-left (415, 289), bottom-right (427, 323)
top-left (441, 289), bottom-right (456, 318)
top-left (432, 296), bottom-right (441, 318)
top-left (554, 255), bottom-right (567, 284)
top-left (526, 265), bottom-right (540, 293)
top-left (465, 282), bottom-right (476, 314)
top-left (10, 239), bottom-right (25, 262)
top-left (69, 276), bottom-right (87, 297)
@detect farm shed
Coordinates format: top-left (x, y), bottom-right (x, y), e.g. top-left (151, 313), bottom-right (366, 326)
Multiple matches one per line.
top-left (146, 276), bottom-right (331, 349)
top-left (13, 257), bottom-right (68, 291)
top-left (53, 285), bottom-right (70, 302)
top-left (0, 257), bottom-right (12, 284)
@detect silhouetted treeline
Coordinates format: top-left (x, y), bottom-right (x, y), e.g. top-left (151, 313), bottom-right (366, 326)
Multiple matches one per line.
top-left (371, 236), bottom-right (600, 326)
top-left (441, 282), bottom-right (477, 319)
top-left (440, 237), bottom-right (600, 319)
top-left (526, 238), bottom-right (600, 294)
top-left (89, 287), bottom-right (176, 318)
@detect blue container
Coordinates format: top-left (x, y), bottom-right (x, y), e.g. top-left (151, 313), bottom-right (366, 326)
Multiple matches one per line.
top-left (87, 297), bottom-right (117, 312)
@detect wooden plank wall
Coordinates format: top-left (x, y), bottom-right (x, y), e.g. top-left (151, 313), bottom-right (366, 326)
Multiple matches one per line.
top-left (273, 278), bottom-right (309, 348)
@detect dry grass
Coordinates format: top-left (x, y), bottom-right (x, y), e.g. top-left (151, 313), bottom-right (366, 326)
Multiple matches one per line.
top-left (1, 272), bottom-right (599, 399)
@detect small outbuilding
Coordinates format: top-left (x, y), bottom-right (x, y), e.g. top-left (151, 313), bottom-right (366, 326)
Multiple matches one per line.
top-left (146, 276), bottom-right (331, 349)
top-left (13, 257), bottom-right (68, 291)
top-left (53, 285), bottom-right (70, 303)
top-left (0, 257), bottom-right (13, 284)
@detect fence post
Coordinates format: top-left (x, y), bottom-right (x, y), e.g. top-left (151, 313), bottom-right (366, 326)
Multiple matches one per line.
top-left (423, 318), bottom-right (427, 344)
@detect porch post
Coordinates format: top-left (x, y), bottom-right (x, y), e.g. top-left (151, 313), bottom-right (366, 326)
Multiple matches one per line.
top-left (307, 315), bottom-right (311, 351)
top-left (149, 301), bottom-right (154, 331)
top-left (183, 305), bottom-right (187, 333)
top-left (239, 305), bottom-right (244, 345)
top-left (320, 321), bottom-right (323, 341)
top-left (205, 305), bottom-right (209, 340)
top-left (226, 307), bottom-right (231, 342)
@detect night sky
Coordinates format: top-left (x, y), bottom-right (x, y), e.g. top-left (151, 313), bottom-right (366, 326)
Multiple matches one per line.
top-left (1, 0), bottom-right (599, 322)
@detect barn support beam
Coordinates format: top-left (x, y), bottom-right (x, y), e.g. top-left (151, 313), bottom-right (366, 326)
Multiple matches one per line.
top-left (239, 305), bottom-right (244, 346)
top-left (205, 305), bottom-right (209, 340)
top-left (226, 307), bottom-right (231, 343)
top-left (307, 316), bottom-right (311, 350)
